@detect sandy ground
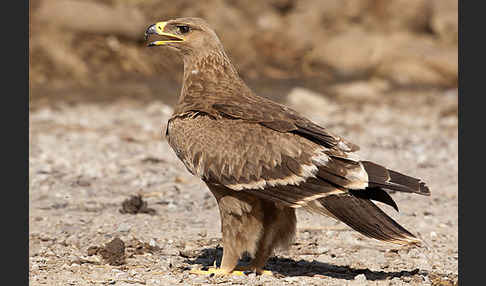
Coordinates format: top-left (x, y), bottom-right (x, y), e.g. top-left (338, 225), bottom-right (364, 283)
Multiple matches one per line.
top-left (29, 86), bottom-right (458, 285)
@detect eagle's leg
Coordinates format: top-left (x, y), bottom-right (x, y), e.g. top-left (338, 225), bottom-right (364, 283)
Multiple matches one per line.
top-left (243, 201), bottom-right (297, 275)
top-left (191, 184), bottom-right (265, 276)
top-left (217, 189), bottom-right (265, 273)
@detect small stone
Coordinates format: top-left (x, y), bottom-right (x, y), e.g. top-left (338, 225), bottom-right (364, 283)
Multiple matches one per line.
top-left (283, 277), bottom-right (301, 282)
top-left (119, 195), bottom-right (156, 215)
top-left (354, 274), bottom-right (367, 281)
top-left (87, 246), bottom-right (99, 256)
top-left (99, 237), bottom-right (126, 266)
top-left (117, 223), bottom-right (131, 233)
top-left (149, 239), bottom-right (157, 248)
top-left (68, 255), bottom-right (82, 265)
top-left (401, 276), bottom-right (412, 282)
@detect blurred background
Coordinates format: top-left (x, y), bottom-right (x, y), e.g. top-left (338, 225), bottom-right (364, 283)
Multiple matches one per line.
top-left (29, 0), bottom-right (457, 106)
top-left (29, 2), bottom-right (459, 284)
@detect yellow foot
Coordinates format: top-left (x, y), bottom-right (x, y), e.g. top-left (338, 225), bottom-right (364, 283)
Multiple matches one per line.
top-left (234, 266), bottom-right (273, 276)
top-left (189, 267), bottom-right (246, 276)
top-left (260, 270), bottom-right (273, 276)
top-left (189, 266), bottom-right (273, 276)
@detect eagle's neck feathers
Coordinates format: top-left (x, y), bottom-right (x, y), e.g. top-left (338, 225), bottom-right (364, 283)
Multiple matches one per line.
top-left (174, 50), bottom-right (252, 116)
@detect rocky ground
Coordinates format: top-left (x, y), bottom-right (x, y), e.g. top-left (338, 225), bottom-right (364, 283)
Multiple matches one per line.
top-left (29, 83), bottom-right (458, 285)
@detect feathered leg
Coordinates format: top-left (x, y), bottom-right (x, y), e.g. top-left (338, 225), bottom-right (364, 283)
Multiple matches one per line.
top-left (240, 201), bottom-right (296, 275)
top-left (191, 184), bottom-right (265, 276)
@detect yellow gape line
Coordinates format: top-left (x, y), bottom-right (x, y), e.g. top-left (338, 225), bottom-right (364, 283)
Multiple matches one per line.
top-left (146, 21), bottom-right (185, 46)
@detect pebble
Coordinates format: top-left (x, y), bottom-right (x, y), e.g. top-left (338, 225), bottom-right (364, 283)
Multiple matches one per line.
top-left (283, 276), bottom-right (301, 282)
top-left (114, 272), bottom-right (129, 279)
top-left (68, 255), bottom-right (81, 265)
top-left (191, 276), bottom-right (208, 284)
top-left (354, 274), bottom-right (367, 281)
top-left (149, 238), bottom-right (157, 247)
top-left (401, 276), bottom-right (412, 282)
top-left (117, 223), bottom-right (131, 233)
top-left (117, 283), bottom-right (144, 286)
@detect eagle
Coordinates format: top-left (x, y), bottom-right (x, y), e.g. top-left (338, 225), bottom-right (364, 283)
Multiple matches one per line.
top-left (144, 17), bottom-right (430, 276)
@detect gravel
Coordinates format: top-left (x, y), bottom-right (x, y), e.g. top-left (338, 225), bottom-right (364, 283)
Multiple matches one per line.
top-left (29, 88), bottom-right (457, 285)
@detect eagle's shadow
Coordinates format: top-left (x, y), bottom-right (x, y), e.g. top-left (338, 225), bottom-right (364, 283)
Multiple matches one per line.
top-left (183, 246), bottom-right (421, 281)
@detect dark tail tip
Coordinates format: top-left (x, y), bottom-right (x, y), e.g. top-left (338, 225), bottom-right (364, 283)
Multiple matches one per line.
top-left (419, 182), bottom-right (431, 196)
top-left (362, 161), bottom-right (431, 196)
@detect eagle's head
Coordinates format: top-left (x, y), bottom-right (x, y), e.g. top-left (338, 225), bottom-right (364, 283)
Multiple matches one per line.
top-left (144, 17), bottom-right (224, 55)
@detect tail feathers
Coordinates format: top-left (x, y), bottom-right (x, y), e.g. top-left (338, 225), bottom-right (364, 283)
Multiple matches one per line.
top-left (318, 194), bottom-right (421, 245)
top-left (362, 161), bottom-right (430, 196)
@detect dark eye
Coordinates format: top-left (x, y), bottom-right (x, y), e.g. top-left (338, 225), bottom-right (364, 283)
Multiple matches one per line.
top-left (177, 25), bottom-right (190, 34)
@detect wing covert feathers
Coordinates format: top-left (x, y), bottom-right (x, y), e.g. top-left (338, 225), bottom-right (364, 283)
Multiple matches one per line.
top-left (211, 100), bottom-right (359, 152)
top-left (167, 113), bottom-right (427, 245)
top-left (167, 113), bottom-right (429, 204)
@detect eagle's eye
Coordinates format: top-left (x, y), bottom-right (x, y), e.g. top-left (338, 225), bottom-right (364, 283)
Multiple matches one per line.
top-left (177, 25), bottom-right (190, 34)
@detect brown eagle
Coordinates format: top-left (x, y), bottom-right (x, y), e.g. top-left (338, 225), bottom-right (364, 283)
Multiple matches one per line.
top-left (145, 17), bottom-right (430, 276)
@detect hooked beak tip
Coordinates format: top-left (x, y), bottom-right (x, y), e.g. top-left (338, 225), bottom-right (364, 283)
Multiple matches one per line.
top-left (144, 24), bottom-right (157, 41)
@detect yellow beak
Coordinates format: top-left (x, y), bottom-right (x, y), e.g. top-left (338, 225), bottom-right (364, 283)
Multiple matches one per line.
top-left (144, 22), bottom-right (185, 46)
